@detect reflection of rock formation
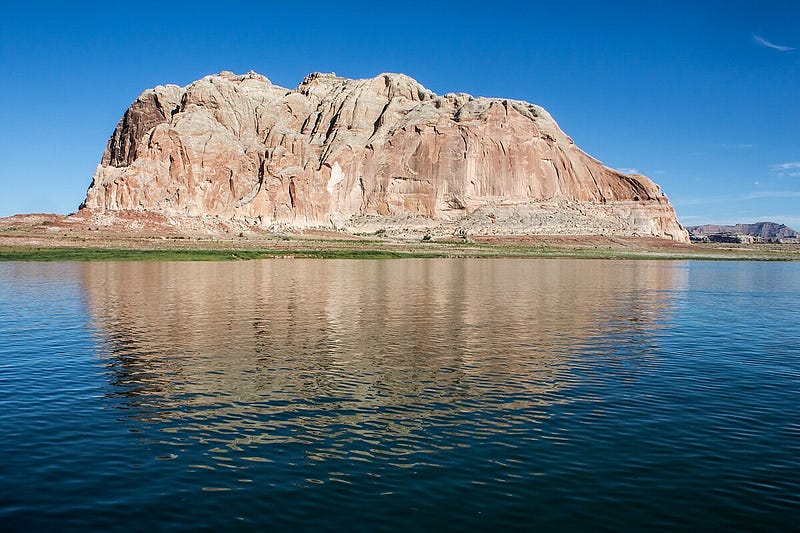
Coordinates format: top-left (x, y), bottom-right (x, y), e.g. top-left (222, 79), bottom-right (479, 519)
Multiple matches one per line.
top-left (83, 259), bottom-right (683, 438)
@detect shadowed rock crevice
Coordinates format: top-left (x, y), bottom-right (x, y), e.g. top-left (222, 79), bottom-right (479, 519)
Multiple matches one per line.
top-left (82, 71), bottom-right (688, 241)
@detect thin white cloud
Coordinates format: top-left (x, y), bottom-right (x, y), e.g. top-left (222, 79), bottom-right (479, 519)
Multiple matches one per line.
top-left (672, 195), bottom-right (731, 207)
top-left (673, 190), bottom-right (800, 207)
top-left (771, 161), bottom-right (800, 171)
top-left (618, 167), bottom-right (640, 174)
top-left (770, 162), bottom-right (800, 177)
top-left (753, 34), bottom-right (795, 51)
top-left (676, 214), bottom-right (709, 222)
top-left (711, 143), bottom-right (756, 150)
top-left (744, 190), bottom-right (800, 200)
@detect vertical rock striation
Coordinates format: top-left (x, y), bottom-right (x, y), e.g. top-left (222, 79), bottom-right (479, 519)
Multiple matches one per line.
top-left (82, 71), bottom-right (688, 241)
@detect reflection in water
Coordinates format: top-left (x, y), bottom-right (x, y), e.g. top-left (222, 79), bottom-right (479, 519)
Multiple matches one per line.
top-left (82, 260), bottom-right (682, 457)
top-left (7, 259), bottom-right (799, 530)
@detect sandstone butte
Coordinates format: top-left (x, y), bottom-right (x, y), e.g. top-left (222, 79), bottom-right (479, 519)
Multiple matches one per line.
top-left (80, 71), bottom-right (689, 242)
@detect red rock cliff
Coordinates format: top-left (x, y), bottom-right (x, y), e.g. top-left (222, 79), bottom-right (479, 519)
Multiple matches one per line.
top-left (82, 71), bottom-right (688, 241)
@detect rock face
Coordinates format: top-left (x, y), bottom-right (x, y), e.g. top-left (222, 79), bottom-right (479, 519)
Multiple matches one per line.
top-left (82, 71), bottom-right (688, 241)
top-left (687, 222), bottom-right (798, 243)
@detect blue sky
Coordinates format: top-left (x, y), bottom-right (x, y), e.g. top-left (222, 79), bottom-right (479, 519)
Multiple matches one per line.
top-left (1, 0), bottom-right (798, 227)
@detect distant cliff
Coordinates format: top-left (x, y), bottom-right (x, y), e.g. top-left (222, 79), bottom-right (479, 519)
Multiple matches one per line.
top-left (687, 222), bottom-right (798, 243)
top-left (81, 71), bottom-right (688, 241)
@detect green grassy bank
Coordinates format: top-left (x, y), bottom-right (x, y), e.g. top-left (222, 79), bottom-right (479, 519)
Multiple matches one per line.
top-left (1, 243), bottom-right (797, 261)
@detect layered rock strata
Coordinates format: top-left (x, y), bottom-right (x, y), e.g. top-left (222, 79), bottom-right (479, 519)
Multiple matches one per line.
top-left (81, 71), bottom-right (688, 241)
top-left (687, 222), bottom-right (798, 242)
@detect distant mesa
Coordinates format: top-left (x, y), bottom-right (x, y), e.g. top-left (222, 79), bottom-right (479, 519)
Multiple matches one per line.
top-left (79, 70), bottom-right (688, 242)
top-left (687, 222), bottom-right (798, 244)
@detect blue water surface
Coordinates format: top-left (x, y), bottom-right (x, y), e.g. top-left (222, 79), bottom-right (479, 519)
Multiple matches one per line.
top-left (0, 259), bottom-right (798, 531)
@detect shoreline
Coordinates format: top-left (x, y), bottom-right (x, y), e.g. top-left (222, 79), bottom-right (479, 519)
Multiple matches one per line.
top-left (2, 239), bottom-right (798, 263)
top-left (1, 213), bottom-right (797, 261)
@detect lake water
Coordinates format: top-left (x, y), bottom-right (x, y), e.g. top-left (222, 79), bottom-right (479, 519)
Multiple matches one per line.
top-left (0, 259), bottom-right (798, 531)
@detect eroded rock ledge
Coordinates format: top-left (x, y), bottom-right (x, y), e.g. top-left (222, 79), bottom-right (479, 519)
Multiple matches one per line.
top-left (81, 70), bottom-right (688, 242)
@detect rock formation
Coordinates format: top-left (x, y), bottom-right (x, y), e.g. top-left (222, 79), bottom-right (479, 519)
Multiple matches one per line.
top-left (687, 222), bottom-right (798, 243)
top-left (81, 71), bottom-right (688, 241)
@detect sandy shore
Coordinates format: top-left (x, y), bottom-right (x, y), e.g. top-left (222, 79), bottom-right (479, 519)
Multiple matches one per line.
top-left (1, 212), bottom-right (797, 261)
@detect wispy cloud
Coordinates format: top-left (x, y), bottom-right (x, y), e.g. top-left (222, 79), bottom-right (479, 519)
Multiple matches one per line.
top-left (676, 214), bottom-right (711, 223)
top-left (770, 161), bottom-right (800, 177)
top-left (618, 167), bottom-right (640, 174)
top-left (711, 143), bottom-right (756, 150)
top-left (672, 194), bottom-right (739, 208)
top-left (744, 190), bottom-right (800, 199)
top-left (771, 161), bottom-right (800, 171)
top-left (672, 190), bottom-right (800, 207)
top-left (753, 34), bottom-right (795, 52)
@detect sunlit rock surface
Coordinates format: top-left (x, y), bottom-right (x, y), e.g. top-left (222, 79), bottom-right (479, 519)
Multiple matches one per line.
top-left (82, 71), bottom-right (688, 241)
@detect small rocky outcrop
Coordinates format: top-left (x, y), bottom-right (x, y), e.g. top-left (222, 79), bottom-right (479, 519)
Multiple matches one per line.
top-left (81, 71), bottom-right (688, 241)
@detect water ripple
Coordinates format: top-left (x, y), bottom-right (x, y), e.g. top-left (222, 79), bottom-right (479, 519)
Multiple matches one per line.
top-left (0, 260), bottom-right (798, 530)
